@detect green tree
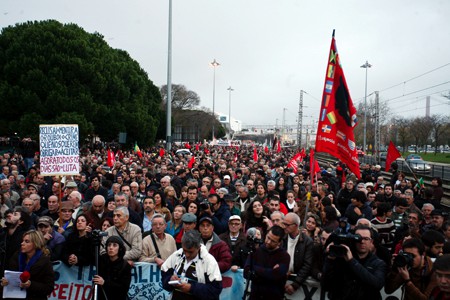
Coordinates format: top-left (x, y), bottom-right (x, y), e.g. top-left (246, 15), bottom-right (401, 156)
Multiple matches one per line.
top-left (0, 20), bottom-right (162, 145)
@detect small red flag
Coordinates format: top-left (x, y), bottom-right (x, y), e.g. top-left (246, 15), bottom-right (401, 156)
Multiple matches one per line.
top-left (107, 149), bottom-right (115, 167)
top-left (309, 148), bottom-right (320, 186)
top-left (386, 141), bottom-right (402, 171)
top-left (195, 143), bottom-right (200, 151)
top-left (188, 156), bottom-right (195, 169)
top-left (264, 146), bottom-right (269, 154)
top-left (276, 140), bottom-right (281, 153)
top-left (159, 148), bottom-right (165, 157)
top-left (253, 148), bottom-right (258, 162)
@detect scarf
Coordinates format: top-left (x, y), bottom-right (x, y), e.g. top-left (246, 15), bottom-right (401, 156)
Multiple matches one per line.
top-left (19, 249), bottom-right (42, 272)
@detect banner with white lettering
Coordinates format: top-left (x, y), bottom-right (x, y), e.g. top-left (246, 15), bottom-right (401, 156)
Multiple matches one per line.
top-left (39, 124), bottom-right (80, 176)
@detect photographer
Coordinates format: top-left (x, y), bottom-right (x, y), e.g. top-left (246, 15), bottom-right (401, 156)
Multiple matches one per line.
top-left (323, 225), bottom-right (387, 300)
top-left (199, 194), bottom-right (231, 235)
top-left (385, 238), bottom-right (437, 300)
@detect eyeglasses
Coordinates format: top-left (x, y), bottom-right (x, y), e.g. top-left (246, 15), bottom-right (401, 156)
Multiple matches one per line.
top-left (282, 222), bottom-right (296, 227)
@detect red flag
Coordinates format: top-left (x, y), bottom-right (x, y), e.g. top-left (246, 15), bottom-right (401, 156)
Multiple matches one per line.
top-left (185, 142), bottom-right (191, 149)
top-left (288, 152), bottom-right (302, 174)
top-left (272, 136), bottom-right (278, 151)
top-left (234, 151), bottom-right (238, 162)
top-left (195, 143), bottom-right (200, 151)
top-left (309, 148), bottom-right (320, 186)
top-left (276, 140), bottom-right (281, 153)
top-left (315, 31), bottom-right (360, 178)
top-left (386, 141), bottom-right (402, 171)
top-left (188, 156), bottom-right (195, 169)
top-left (253, 148), bottom-right (258, 162)
top-left (107, 149), bottom-right (115, 167)
top-left (264, 146), bottom-right (269, 154)
top-left (159, 148), bottom-right (165, 157)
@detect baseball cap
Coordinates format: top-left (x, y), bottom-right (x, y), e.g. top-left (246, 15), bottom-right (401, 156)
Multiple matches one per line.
top-left (182, 213), bottom-right (197, 223)
top-left (199, 216), bottom-right (213, 224)
top-left (229, 215), bottom-right (241, 222)
top-left (38, 216), bottom-right (53, 227)
top-left (223, 175), bottom-right (231, 180)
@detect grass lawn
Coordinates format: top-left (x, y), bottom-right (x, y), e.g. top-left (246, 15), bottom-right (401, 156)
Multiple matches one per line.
top-left (402, 152), bottom-right (450, 164)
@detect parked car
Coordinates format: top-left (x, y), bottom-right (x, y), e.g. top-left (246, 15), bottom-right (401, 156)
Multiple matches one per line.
top-left (379, 152), bottom-right (387, 162)
top-left (357, 149), bottom-right (365, 157)
top-left (175, 149), bottom-right (191, 156)
top-left (406, 159), bottom-right (431, 173)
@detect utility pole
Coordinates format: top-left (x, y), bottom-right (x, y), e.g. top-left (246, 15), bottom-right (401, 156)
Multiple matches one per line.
top-left (297, 90), bottom-right (304, 149)
top-left (165, 0), bottom-right (173, 151)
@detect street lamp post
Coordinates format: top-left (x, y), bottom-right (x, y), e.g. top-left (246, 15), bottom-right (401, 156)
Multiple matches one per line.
top-left (210, 59), bottom-right (220, 141)
top-left (227, 86), bottom-right (234, 135)
top-left (361, 60), bottom-right (372, 154)
top-left (165, 0), bottom-right (173, 151)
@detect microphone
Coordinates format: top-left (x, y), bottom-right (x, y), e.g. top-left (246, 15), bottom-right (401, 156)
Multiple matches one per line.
top-left (20, 271), bottom-right (30, 283)
top-left (247, 227), bottom-right (256, 239)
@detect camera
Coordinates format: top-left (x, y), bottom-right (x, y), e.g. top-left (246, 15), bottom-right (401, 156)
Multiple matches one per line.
top-left (329, 232), bottom-right (362, 257)
top-left (392, 250), bottom-right (414, 269)
top-left (200, 200), bottom-right (213, 211)
top-left (91, 229), bottom-right (108, 238)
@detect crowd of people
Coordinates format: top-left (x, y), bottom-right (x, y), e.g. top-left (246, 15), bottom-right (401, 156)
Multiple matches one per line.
top-left (0, 142), bottom-right (449, 300)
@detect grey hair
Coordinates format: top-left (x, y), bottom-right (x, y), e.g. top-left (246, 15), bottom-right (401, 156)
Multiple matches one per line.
top-left (151, 213), bottom-right (166, 224)
top-left (217, 188), bottom-right (229, 195)
top-left (114, 206), bottom-right (129, 217)
top-left (115, 192), bottom-right (129, 201)
top-left (271, 211), bottom-right (285, 220)
top-left (286, 212), bottom-right (300, 226)
top-left (182, 230), bottom-right (201, 249)
top-left (422, 203), bottom-right (435, 210)
top-left (267, 180), bottom-right (276, 186)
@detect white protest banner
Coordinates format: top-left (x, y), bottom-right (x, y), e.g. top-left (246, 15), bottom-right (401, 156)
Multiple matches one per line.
top-left (39, 124), bottom-right (80, 176)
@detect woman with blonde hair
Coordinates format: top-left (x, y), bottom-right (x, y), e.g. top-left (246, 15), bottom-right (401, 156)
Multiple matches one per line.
top-left (164, 186), bottom-right (179, 211)
top-left (1, 230), bottom-right (54, 300)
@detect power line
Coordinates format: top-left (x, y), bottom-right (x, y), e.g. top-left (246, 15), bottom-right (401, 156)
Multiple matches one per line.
top-left (383, 81), bottom-right (450, 103)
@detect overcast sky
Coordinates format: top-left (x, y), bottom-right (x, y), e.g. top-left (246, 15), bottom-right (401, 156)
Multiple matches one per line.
top-left (2, 0), bottom-right (449, 127)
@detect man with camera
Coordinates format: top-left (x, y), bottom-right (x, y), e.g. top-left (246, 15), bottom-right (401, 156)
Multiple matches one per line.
top-left (199, 194), bottom-right (231, 235)
top-left (385, 238), bottom-right (437, 299)
top-left (323, 225), bottom-right (387, 300)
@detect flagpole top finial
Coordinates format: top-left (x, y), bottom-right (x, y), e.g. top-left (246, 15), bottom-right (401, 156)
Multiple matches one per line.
top-left (332, 29), bottom-right (335, 37)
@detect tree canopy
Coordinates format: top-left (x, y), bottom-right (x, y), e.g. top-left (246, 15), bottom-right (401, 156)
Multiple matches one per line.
top-left (0, 20), bottom-right (162, 145)
top-left (160, 84), bottom-right (201, 110)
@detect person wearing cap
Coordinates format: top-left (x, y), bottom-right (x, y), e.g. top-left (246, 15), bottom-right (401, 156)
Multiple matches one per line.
top-left (54, 201), bottom-right (75, 238)
top-left (223, 194), bottom-right (240, 216)
top-left (198, 215), bottom-right (232, 273)
top-left (175, 212), bottom-right (197, 249)
top-left (37, 215), bottom-right (65, 261)
top-left (93, 236), bottom-right (132, 300)
top-left (424, 209), bottom-right (449, 235)
top-left (161, 230), bottom-right (223, 300)
top-left (140, 214), bottom-right (176, 267)
top-left (429, 254), bottom-right (450, 299)
top-left (219, 215), bottom-right (247, 272)
top-left (222, 174), bottom-right (236, 195)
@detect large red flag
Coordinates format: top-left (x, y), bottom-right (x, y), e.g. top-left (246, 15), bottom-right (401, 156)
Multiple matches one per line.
top-left (107, 149), bottom-right (115, 167)
top-left (315, 30), bottom-right (360, 178)
top-left (386, 141), bottom-right (402, 171)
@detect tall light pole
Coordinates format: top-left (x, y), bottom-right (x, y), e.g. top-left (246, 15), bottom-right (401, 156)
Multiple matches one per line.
top-left (361, 60), bottom-right (372, 153)
top-left (210, 59), bottom-right (220, 141)
top-left (165, 0), bottom-right (173, 151)
top-left (227, 86), bottom-right (234, 135)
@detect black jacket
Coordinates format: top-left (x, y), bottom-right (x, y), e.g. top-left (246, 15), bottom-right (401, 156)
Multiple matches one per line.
top-left (323, 252), bottom-right (387, 300)
top-left (98, 254), bottom-right (132, 300)
top-left (282, 231), bottom-right (314, 289)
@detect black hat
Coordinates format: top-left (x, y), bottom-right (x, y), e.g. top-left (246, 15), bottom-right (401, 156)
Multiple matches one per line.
top-left (431, 209), bottom-right (448, 218)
